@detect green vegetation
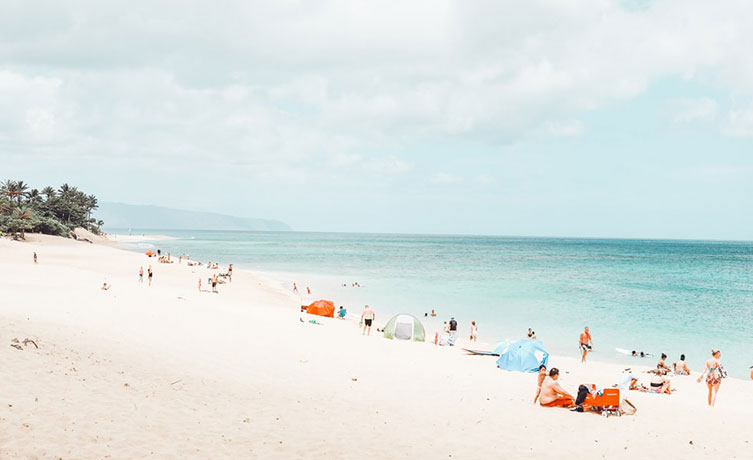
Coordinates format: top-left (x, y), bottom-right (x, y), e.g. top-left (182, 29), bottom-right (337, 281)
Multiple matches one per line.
top-left (0, 180), bottom-right (103, 239)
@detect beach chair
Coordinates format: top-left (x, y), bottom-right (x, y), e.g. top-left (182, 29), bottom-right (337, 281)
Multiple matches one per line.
top-left (583, 388), bottom-right (621, 417)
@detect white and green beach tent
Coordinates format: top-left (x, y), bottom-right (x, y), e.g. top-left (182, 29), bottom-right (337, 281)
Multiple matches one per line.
top-left (383, 314), bottom-right (426, 342)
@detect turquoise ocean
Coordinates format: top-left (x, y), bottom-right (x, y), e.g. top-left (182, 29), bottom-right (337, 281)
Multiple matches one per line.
top-left (115, 230), bottom-right (753, 378)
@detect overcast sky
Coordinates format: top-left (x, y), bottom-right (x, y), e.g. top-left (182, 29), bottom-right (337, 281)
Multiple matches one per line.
top-left (2, 0), bottom-right (753, 239)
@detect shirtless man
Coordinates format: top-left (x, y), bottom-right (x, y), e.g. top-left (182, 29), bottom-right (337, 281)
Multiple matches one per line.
top-left (539, 368), bottom-right (575, 408)
top-left (360, 305), bottom-right (375, 336)
top-left (579, 326), bottom-right (592, 362)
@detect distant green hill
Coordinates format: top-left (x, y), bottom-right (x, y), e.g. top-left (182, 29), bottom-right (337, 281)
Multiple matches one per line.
top-left (97, 202), bottom-right (291, 231)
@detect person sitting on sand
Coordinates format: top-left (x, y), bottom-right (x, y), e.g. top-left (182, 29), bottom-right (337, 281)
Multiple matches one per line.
top-left (338, 306), bottom-right (347, 319)
top-left (673, 354), bottom-right (691, 375)
top-left (579, 326), bottom-right (592, 362)
top-left (101, 282), bottom-right (111, 290)
top-left (539, 368), bottom-right (575, 408)
top-left (360, 305), bottom-right (375, 336)
top-left (533, 364), bottom-right (547, 404)
top-left (649, 370), bottom-right (671, 394)
top-left (657, 353), bottom-right (672, 373)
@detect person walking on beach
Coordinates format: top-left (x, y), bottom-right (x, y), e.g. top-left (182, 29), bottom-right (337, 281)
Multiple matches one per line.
top-left (579, 326), bottom-right (592, 362)
top-left (212, 274), bottom-right (218, 293)
top-left (293, 283), bottom-right (298, 294)
top-left (361, 305), bottom-right (375, 336)
top-left (33, 252), bottom-right (38, 264)
top-left (307, 286), bottom-right (311, 295)
top-left (228, 264), bottom-right (233, 283)
top-left (139, 266), bottom-right (144, 283)
top-left (198, 277), bottom-right (202, 292)
top-left (470, 321), bottom-right (478, 342)
top-left (697, 349), bottom-right (725, 407)
top-left (147, 266), bottom-right (153, 286)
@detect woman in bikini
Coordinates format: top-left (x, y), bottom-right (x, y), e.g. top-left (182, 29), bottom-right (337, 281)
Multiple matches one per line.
top-left (697, 349), bottom-right (724, 407)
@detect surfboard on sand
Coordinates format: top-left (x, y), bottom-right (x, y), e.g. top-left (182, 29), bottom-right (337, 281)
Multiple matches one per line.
top-left (462, 348), bottom-right (500, 356)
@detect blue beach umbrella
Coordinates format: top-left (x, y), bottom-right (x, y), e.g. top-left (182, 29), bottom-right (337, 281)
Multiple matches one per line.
top-left (496, 340), bottom-right (549, 373)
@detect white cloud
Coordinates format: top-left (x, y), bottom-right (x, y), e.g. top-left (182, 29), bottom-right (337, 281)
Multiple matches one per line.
top-left (545, 120), bottom-right (584, 136)
top-left (433, 172), bottom-right (462, 184)
top-left (670, 98), bottom-right (718, 124)
top-left (1, 0), bottom-right (753, 180)
top-left (725, 105), bottom-right (753, 137)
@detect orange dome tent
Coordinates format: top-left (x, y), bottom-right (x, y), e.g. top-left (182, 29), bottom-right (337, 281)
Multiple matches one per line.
top-left (145, 250), bottom-right (155, 257)
top-left (306, 300), bottom-right (335, 318)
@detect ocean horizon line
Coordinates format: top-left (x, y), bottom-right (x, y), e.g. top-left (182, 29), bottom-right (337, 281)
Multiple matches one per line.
top-left (105, 227), bottom-right (753, 245)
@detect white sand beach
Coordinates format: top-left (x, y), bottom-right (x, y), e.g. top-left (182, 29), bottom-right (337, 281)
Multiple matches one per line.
top-left (1, 234), bottom-right (752, 459)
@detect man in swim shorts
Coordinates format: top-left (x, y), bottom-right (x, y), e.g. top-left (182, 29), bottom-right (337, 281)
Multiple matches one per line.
top-left (539, 368), bottom-right (575, 408)
top-left (579, 326), bottom-right (592, 362)
top-left (361, 305), bottom-right (375, 336)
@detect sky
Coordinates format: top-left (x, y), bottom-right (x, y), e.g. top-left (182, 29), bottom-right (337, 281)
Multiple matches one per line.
top-left (2, 0), bottom-right (753, 239)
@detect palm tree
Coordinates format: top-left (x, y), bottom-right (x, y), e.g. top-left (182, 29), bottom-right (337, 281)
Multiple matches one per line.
top-left (58, 183), bottom-right (73, 199)
top-left (28, 189), bottom-right (41, 205)
top-left (14, 180), bottom-right (29, 204)
top-left (10, 206), bottom-right (33, 239)
top-left (85, 194), bottom-right (98, 220)
top-left (41, 186), bottom-right (56, 200)
top-left (2, 179), bottom-right (18, 201)
top-left (0, 196), bottom-right (13, 216)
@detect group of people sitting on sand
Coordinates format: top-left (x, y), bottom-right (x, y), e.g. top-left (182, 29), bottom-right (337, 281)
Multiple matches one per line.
top-left (537, 348), bottom-right (729, 413)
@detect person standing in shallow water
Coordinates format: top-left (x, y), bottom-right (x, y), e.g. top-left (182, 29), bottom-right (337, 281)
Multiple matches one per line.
top-left (697, 349), bottom-right (724, 407)
top-left (579, 326), bottom-right (592, 362)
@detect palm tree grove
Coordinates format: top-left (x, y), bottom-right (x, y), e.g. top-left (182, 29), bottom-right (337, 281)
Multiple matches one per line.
top-left (0, 179), bottom-right (103, 239)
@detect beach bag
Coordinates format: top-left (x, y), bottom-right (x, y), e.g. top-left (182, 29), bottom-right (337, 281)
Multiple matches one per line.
top-left (575, 385), bottom-right (590, 406)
